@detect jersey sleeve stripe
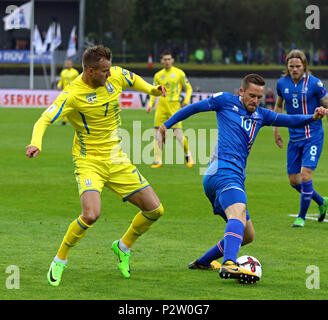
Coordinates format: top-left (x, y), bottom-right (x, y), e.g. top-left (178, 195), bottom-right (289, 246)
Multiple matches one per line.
top-left (51, 98), bottom-right (67, 123)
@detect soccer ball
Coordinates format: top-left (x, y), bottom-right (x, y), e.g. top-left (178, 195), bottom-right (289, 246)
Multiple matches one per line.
top-left (236, 255), bottom-right (262, 279)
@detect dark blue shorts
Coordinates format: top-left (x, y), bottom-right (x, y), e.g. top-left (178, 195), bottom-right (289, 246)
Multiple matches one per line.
top-left (287, 133), bottom-right (324, 174)
top-left (203, 159), bottom-right (250, 222)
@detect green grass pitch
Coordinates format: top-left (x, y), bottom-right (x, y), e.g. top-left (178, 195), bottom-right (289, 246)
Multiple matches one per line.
top-left (0, 107), bottom-right (327, 300)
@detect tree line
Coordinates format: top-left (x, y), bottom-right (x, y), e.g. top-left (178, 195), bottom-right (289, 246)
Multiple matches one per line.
top-left (85, 0), bottom-right (328, 63)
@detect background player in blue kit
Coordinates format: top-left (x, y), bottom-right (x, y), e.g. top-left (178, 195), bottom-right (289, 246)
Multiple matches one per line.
top-left (159, 74), bottom-right (328, 283)
top-left (274, 50), bottom-right (328, 227)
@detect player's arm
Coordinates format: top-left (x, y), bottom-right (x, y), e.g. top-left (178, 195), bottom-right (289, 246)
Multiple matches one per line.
top-left (273, 95), bottom-right (284, 148)
top-left (159, 99), bottom-right (211, 143)
top-left (265, 107), bottom-right (328, 128)
top-left (319, 93), bottom-right (328, 108)
top-left (26, 94), bottom-right (74, 158)
top-left (181, 73), bottom-right (193, 107)
top-left (146, 75), bottom-right (159, 113)
top-left (133, 74), bottom-right (166, 97)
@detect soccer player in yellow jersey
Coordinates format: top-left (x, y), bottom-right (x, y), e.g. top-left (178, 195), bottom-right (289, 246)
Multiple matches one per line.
top-left (57, 59), bottom-right (80, 125)
top-left (26, 45), bottom-right (166, 286)
top-left (146, 50), bottom-right (193, 168)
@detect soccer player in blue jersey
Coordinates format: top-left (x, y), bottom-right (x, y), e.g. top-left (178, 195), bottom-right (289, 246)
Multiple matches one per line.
top-left (274, 50), bottom-right (328, 227)
top-left (159, 74), bottom-right (327, 283)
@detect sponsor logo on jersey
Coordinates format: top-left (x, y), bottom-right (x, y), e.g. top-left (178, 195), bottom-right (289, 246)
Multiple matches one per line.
top-left (284, 88), bottom-right (289, 94)
top-left (232, 105), bottom-right (239, 112)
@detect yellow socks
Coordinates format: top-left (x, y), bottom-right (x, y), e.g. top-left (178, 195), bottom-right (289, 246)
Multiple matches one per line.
top-left (183, 136), bottom-right (189, 155)
top-left (154, 140), bottom-right (162, 163)
top-left (121, 204), bottom-right (164, 248)
top-left (56, 216), bottom-right (92, 261)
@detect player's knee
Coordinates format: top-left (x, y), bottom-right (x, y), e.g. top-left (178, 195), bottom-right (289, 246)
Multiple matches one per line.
top-left (143, 203), bottom-right (164, 221)
top-left (81, 207), bottom-right (101, 225)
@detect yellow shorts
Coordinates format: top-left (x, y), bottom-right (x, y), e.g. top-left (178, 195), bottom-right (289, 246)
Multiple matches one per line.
top-left (73, 154), bottom-right (150, 201)
top-left (154, 102), bottom-right (182, 129)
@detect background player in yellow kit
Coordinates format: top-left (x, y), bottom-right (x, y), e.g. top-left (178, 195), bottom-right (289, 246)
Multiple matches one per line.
top-left (26, 45), bottom-right (166, 286)
top-left (146, 49), bottom-right (193, 168)
top-left (57, 59), bottom-right (80, 125)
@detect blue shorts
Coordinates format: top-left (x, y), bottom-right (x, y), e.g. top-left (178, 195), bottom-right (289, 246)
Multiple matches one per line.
top-left (203, 159), bottom-right (250, 222)
top-left (287, 133), bottom-right (324, 174)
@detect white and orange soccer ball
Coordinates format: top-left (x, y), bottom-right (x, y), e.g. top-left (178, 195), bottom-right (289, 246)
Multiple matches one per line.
top-left (236, 255), bottom-right (262, 279)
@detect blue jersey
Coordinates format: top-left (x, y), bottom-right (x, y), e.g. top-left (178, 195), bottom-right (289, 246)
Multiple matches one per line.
top-left (276, 73), bottom-right (326, 141)
top-left (164, 92), bottom-right (316, 175)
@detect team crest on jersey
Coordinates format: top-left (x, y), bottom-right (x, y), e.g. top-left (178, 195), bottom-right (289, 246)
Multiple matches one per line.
top-left (302, 87), bottom-right (308, 94)
top-left (86, 93), bottom-right (97, 103)
top-left (85, 179), bottom-right (92, 186)
top-left (105, 82), bottom-right (114, 93)
top-left (171, 73), bottom-right (176, 78)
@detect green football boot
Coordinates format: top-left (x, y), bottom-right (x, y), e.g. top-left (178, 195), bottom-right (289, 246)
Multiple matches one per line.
top-left (318, 197), bottom-right (328, 222)
top-left (292, 217), bottom-right (305, 228)
top-left (47, 261), bottom-right (67, 287)
top-left (111, 240), bottom-right (131, 279)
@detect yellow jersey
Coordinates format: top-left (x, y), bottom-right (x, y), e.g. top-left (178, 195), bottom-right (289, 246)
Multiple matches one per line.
top-left (57, 67), bottom-right (80, 90)
top-left (30, 66), bottom-right (163, 160)
top-left (149, 66), bottom-right (192, 110)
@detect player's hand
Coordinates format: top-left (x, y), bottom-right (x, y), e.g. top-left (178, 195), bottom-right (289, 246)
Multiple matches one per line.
top-left (157, 85), bottom-right (167, 97)
top-left (146, 105), bottom-right (152, 113)
top-left (274, 128), bottom-right (283, 149)
top-left (313, 106), bottom-right (328, 120)
top-left (26, 145), bottom-right (40, 158)
top-left (159, 124), bottom-right (167, 144)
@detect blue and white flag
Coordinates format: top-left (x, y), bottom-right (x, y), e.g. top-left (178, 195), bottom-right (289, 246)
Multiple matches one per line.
top-left (3, 1), bottom-right (33, 30)
top-left (67, 26), bottom-right (77, 57)
top-left (33, 25), bottom-right (44, 55)
top-left (50, 23), bottom-right (61, 52)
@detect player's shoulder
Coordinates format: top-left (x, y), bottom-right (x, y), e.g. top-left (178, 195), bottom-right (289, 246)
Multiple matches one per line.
top-left (308, 73), bottom-right (324, 87)
top-left (172, 66), bottom-right (185, 74)
top-left (277, 75), bottom-right (289, 85)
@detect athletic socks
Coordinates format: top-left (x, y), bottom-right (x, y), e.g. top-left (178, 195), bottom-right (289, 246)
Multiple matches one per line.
top-left (293, 182), bottom-right (324, 206)
top-left (298, 181), bottom-right (314, 220)
top-left (222, 219), bottom-right (244, 263)
top-left (197, 219), bottom-right (244, 265)
top-left (197, 239), bottom-right (224, 266)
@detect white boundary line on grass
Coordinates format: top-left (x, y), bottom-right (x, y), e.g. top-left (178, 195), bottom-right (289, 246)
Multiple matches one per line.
top-left (288, 213), bottom-right (328, 223)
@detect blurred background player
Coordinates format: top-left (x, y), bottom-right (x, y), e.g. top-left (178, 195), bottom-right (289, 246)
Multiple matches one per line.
top-left (57, 59), bottom-right (79, 125)
top-left (159, 74), bottom-right (328, 283)
top-left (146, 49), bottom-right (193, 168)
top-left (26, 45), bottom-right (166, 286)
top-left (273, 49), bottom-right (328, 227)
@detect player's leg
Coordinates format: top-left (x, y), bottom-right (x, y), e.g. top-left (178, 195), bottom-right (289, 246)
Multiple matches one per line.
top-left (109, 162), bottom-right (164, 278)
top-left (173, 128), bottom-right (193, 168)
top-left (151, 127), bottom-right (163, 168)
top-left (47, 158), bottom-right (104, 286)
top-left (289, 137), bottom-right (327, 226)
top-left (151, 110), bottom-right (166, 168)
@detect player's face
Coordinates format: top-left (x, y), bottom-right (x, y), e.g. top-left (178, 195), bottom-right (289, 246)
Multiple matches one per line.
top-left (240, 83), bottom-right (264, 113)
top-left (161, 55), bottom-right (174, 69)
top-left (89, 58), bottom-right (111, 87)
top-left (65, 60), bottom-right (73, 69)
top-left (287, 58), bottom-right (305, 82)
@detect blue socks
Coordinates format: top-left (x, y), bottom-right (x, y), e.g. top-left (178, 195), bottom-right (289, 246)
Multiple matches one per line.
top-left (293, 181), bottom-right (324, 220)
top-left (293, 182), bottom-right (324, 206)
top-left (198, 239), bottom-right (224, 266)
top-left (198, 218), bottom-right (245, 265)
top-left (223, 219), bottom-right (244, 263)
